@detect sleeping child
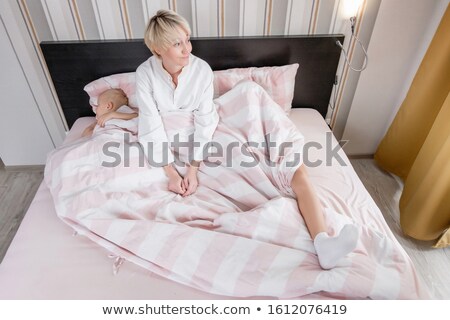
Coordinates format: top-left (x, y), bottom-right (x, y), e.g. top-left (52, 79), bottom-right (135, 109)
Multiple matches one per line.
top-left (82, 88), bottom-right (138, 137)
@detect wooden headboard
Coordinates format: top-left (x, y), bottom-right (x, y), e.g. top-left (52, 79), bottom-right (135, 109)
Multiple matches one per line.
top-left (40, 35), bottom-right (344, 128)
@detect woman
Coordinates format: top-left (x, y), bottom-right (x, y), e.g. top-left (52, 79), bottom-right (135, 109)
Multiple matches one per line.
top-left (137, 10), bottom-right (358, 269)
top-left (137, 10), bottom-right (218, 198)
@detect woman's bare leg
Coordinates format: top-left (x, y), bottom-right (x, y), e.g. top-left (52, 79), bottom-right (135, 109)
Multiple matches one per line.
top-left (291, 165), bottom-right (326, 239)
top-left (291, 165), bottom-right (358, 269)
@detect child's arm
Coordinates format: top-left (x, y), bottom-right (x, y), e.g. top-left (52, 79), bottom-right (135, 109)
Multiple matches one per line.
top-left (97, 111), bottom-right (138, 127)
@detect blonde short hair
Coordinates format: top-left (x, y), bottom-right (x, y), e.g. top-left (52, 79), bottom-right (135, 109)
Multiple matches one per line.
top-left (98, 88), bottom-right (128, 110)
top-left (144, 10), bottom-right (191, 57)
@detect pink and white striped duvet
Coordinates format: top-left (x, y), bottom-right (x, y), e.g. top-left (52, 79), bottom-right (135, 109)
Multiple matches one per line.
top-left (44, 81), bottom-right (428, 299)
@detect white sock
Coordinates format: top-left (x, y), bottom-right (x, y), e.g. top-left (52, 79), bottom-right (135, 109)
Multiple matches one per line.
top-left (313, 224), bottom-right (358, 270)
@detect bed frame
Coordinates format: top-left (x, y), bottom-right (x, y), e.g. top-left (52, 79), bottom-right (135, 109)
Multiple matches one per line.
top-left (40, 35), bottom-right (344, 128)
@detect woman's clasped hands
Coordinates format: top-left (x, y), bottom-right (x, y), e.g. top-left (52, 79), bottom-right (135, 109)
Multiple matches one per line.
top-left (165, 162), bottom-right (199, 197)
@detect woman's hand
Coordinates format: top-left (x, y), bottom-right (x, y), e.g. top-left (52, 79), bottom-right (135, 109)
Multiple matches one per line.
top-left (164, 165), bottom-right (186, 195)
top-left (182, 162), bottom-right (200, 197)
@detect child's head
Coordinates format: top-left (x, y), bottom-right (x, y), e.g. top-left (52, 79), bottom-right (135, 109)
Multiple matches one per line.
top-left (96, 88), bottom-right (128, 116)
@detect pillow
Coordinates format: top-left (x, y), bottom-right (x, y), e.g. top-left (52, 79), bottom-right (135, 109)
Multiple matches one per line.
top-left (213, 63), bottom-right (299, 113)
top-left (251, 64), bottom-right (299, 113)
top-left (83, 72), bottom-right (137, 113)
top-left (213, 68), bottom-right (253, 99)
top-left (84, 64), bottom-right (299, 114)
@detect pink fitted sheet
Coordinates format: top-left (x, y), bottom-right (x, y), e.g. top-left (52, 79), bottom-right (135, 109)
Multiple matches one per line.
top-left (0, 109), bottom-right (422, 299)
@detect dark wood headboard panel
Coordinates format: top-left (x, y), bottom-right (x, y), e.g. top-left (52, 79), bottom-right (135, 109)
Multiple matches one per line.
top-left (41, 35), bottom-right (344, 128)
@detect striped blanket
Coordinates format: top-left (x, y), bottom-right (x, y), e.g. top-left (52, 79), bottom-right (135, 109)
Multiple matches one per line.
top-left (45, 81), bottom-right (428, 299)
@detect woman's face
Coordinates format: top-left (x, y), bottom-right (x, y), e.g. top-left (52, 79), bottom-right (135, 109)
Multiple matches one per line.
top-left (158, 27), bottom-right (192, 74)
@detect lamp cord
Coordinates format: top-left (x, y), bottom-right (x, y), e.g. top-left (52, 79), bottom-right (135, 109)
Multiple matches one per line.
top-left (336, 16), bottom-right (368, 72)
top-left (327, 16), bottom-right (368, 125)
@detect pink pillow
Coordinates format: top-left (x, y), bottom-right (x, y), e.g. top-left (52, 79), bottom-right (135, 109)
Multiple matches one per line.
top-left (213, 64), bottom-right (299, 113)
top-left (213, 68), bottom-right (253, 99)
top-left (83, 72), bottom-right (137, 113)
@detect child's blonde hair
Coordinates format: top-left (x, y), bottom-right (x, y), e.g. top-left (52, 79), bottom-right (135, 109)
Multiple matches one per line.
top-left (144, 10), bottom-right (191, 57)
top-left (98, 88), bottom-right (128, 110)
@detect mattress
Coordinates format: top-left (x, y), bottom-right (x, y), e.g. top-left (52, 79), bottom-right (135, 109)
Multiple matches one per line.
top-left (0, 108), bottom-right (426, 299)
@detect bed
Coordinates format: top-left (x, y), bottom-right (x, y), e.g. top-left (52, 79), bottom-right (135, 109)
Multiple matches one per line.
top-left (0, 36), bottom-right (430, 299)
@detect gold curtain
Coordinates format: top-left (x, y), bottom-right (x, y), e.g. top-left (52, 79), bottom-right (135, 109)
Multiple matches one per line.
top-left (374, 6), bottom-right (450, 246)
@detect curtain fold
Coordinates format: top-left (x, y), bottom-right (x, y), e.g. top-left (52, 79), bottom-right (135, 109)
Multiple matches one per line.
top-left (374, 6), bottom-right (450, 246)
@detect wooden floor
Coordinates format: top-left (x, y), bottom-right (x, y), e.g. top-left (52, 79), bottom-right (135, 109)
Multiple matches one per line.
top-left (350, 159), bottom-right (450, 299)
top-left (0, 159), bottom-right (448, 298)
top-left (0, 166), bottom-right (44, 263)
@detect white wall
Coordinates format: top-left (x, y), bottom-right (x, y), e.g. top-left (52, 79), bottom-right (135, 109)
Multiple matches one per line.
top-left (0, 0), bottom-right (67, 166)
top-left (0, 16), bottom-right (54, 165)
top-left (342, 0), bottom-right (448, 156)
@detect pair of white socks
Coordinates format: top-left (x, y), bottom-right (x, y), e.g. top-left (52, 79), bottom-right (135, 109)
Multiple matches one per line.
top-left (313, 224), bottom-right (359, 270)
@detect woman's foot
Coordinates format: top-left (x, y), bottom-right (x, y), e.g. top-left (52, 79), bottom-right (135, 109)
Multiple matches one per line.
top-left (313, 224), bottom-right (358, 269)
